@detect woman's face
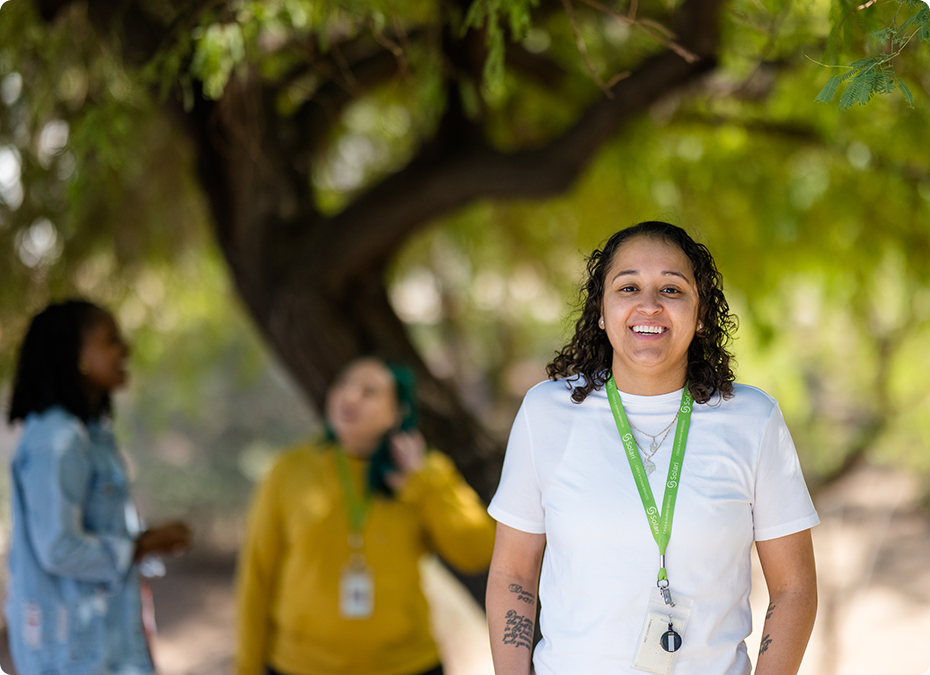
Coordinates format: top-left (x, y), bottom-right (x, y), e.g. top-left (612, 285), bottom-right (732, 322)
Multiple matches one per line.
top-left (79, 312), bottom-right (129, 394)
top-left (326, 359), bottom-right (400, 456)
top-left (600, 236), bottom-right (700, 394)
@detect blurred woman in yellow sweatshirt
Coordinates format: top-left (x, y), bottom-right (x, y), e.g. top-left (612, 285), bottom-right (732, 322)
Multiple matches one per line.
top-left (235, 357), bottom-right (496, 675)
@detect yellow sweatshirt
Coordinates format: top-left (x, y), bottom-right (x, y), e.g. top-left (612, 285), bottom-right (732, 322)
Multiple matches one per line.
top-left (235, 443), bottom-right (496, 675)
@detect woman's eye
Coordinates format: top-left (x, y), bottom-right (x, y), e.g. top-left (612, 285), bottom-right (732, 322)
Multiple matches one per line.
top-left (619, 285), bottom-right (637, 293)
top-left (662, 287), bottom-right (682, 295)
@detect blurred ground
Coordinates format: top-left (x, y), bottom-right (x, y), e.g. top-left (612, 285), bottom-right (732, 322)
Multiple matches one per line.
top-left (2, 461), bottom-right (930, 675)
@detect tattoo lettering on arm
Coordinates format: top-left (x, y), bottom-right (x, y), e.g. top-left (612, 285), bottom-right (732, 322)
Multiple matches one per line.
top-left (503, 609), bottom-right (534, 650)
top-left (766, 602), bottom-right (776, 620)
top-left (508, 583), bottom-right (536, 605)
top-left (759, 634), bottom-right (773, 657)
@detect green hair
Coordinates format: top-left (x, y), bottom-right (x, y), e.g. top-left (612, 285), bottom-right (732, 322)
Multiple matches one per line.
top-left (366, 363), bottom-right (417, 497)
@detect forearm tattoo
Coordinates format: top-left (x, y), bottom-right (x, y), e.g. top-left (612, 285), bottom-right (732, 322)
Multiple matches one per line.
top-left (759, 633), bottom-right (773, 657)
top-left (766, 602), bottom-right (776, 621)
top-left (503, 609), bottom-right (534, 650)
top-left (508, 583), bottom-right (536, 605)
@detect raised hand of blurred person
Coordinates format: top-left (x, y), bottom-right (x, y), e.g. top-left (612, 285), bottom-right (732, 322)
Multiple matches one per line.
top-left (386, 430), bottom-right (426, 491)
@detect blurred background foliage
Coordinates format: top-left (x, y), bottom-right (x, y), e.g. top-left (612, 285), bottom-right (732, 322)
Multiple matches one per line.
top-left (0, 0), bottom-right (928, 554)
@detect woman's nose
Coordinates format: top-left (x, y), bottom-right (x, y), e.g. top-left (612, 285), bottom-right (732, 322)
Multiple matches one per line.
top-left (637, 290), bottom-right (662, 313)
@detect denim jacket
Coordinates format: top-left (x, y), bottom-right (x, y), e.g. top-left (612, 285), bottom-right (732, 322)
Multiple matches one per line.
top-left (4, 406), bottom-right (153, 675)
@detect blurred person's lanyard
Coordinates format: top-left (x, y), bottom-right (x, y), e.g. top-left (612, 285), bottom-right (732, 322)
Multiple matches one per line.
top-left (606, 375), bottom-right (693, 606)
top-left (334, 447), bottom-right (375, 619)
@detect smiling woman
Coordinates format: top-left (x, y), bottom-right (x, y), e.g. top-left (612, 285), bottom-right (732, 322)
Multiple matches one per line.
top-left (548, 222), bottom-right (737, 405)
top-left (486, 222), bottom-right (819, 675)
top-left (600, 237), bottom-right (700, 395)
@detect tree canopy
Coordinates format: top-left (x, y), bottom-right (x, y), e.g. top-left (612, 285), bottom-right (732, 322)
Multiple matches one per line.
top-left (1, 0), bottom-right (929, 517)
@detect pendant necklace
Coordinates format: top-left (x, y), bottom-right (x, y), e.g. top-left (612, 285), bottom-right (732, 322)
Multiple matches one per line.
top-left (628, 413), bottom-right (678, 475)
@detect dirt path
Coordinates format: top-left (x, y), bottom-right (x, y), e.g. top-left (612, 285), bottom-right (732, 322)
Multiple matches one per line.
top-left (3, 462), bottom-right (930, 675)
top-left (788, 465), bottom-right (930, 675)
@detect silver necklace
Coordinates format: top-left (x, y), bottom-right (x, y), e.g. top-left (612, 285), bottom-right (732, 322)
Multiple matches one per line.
top-left (628, 413), bottom-right (678, 475)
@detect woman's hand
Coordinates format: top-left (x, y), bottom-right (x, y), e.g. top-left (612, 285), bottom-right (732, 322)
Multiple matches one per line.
top-left (134, 521), bottom-right (193, 561)
top-left (386, 430), bottom-right (426, 491)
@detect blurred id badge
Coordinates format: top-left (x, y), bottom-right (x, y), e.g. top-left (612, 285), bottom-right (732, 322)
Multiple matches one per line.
top-left (340, 564), bottom-right (374, 619)
top-left (633, 587), bottom-right (693, 674)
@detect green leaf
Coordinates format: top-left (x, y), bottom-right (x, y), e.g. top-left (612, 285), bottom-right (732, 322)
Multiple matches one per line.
top-left (815, 76), bottom-right (841, 104)
top-left (857, 76), bottom-right (874, 106)
top-left (869, 27), bottom-right (895, 44)
top-left (507, 0), bottom-right (539, 39)
top-left (463, 0), bottom-right (540, 94)
top-left (190, 23), bottom-right (246, 100)
top-left (872, 70), bottom-right (894, 96)
top-left (900, 12), bottom-right (919, 32)
top-left (483, 9), bottom-right (506, 93)
top-left (920, 15), bottom-right (930, 43)
top-left (463, 0), bottom-right (495, 32)
top-left (839, 72), bottom-right (866, 110)
top-left (898, 79), bottom-right (915, 107)
top-left (847, 57), bottom-right (879, 72)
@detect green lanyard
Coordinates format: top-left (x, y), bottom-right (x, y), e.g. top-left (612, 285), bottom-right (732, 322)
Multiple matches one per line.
top-left (333, 447), bottom-right (371, 543)
top-left (606, 375), bottom-right (694, 604)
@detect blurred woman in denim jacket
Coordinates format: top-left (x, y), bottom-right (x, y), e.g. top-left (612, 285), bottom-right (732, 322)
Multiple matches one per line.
top-left (4, 300), bottom-right (191, 675)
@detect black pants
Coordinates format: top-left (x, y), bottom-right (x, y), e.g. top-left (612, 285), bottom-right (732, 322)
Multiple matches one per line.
top-left (267, 664), bottom-right (443, 675)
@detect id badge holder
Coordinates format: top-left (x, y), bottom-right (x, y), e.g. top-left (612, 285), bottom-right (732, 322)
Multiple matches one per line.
top-left (339, 553), bottom-right (374, 619)
top-left (632, 586), bottom-right (693, 675)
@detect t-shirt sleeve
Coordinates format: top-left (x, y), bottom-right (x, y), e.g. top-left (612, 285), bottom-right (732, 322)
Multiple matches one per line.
top-left (488, 399), bottom-right (546, 534)
top-left (752, 404), bottom-right (820, 541)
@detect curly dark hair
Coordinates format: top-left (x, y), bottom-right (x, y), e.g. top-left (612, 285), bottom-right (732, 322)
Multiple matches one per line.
top-left (547, 221), bottom-right (737, 404)
top-left (8, 299), bottom-right (113, 424)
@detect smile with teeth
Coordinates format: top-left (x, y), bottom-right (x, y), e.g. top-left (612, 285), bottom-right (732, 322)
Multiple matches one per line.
top-left (631, 325), bottom-right (667, 335)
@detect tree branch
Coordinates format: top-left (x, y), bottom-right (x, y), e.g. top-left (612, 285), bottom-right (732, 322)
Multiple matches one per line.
top-left (321, 45), bottom-right (719, 283)
top-left (311, 0), bottom-right (727, 284)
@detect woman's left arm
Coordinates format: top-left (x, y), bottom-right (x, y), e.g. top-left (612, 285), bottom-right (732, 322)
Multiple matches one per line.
top-left (754, 529), bottom-right (818, 675)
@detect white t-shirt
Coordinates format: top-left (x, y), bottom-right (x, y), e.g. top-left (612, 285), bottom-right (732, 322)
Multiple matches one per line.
top-left (488, 379), bottom-right (819, 675)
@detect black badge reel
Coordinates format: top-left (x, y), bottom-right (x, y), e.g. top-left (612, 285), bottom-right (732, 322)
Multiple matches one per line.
top-left (661, 620), bottom-right (682, 653)
top-left (633, 587), bottom-right (692, 674)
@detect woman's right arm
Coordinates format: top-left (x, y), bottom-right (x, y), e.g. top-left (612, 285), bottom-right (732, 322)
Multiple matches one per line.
top-left (487, 522), bottom-right (546, 675)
